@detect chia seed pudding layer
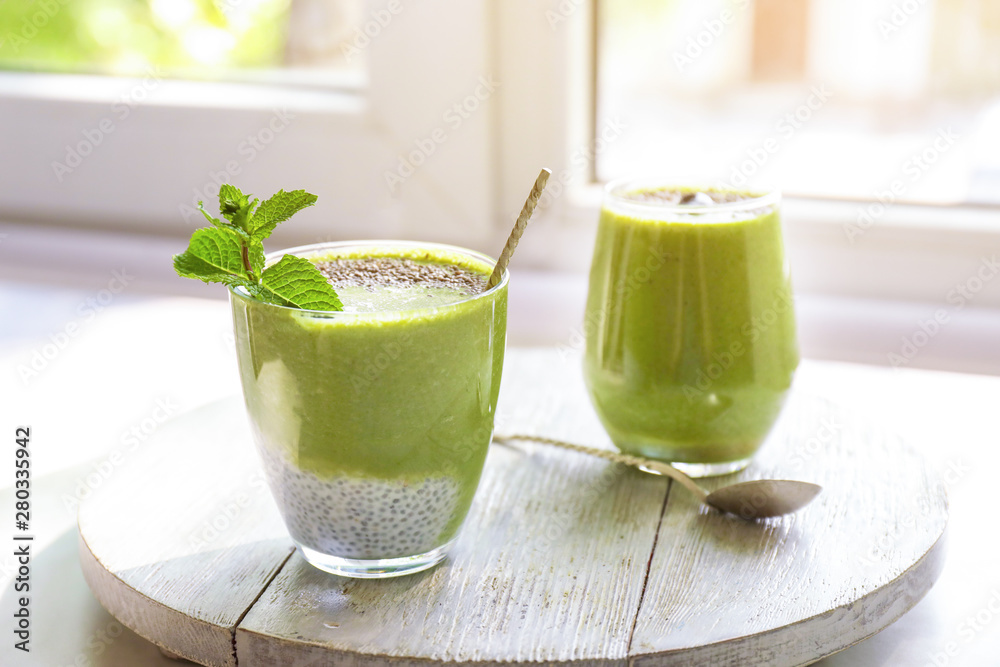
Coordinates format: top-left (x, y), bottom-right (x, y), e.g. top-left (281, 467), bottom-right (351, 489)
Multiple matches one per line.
top-left (258, 446), bottom-right (462, 560)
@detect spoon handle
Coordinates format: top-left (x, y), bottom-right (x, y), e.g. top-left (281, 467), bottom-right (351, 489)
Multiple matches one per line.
top-left (494, 434), bottom-right (709, 503)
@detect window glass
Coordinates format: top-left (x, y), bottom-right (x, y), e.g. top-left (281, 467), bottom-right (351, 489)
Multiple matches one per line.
top-left (0, 0), bottom-right (363, 79)
top-left (597, 0), bottom-right (1000, 205)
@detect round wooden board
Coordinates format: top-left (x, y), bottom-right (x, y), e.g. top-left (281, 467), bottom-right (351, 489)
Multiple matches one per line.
top-left (79, 348), bottom-right (948, 667)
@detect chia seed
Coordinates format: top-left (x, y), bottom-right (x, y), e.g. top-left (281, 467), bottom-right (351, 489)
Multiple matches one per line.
top-left (621, 188), bottom-right (757, 205)
top-left (315, 257), bottom-right (487, 295)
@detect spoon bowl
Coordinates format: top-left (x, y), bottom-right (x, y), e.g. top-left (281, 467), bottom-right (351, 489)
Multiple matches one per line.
top-left (705, 479), bottom-right (822, 519)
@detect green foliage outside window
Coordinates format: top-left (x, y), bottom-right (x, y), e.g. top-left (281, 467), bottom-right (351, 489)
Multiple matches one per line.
top-left (0, 0), bottom-right (290, 75)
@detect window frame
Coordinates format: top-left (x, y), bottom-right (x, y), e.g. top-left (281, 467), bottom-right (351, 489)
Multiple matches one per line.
top-left (0, 0), bottom-right (501, 249)
top-left (1, 0), bottom-right (999, 310)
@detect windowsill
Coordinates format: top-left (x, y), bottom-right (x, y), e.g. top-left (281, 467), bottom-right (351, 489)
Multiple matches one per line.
top-left (0, 70), bottom-right (364, 113)
top-left (4, 220), bottom-right (999, 377)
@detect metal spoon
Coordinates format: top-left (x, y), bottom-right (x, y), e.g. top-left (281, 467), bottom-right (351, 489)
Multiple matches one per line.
top-left (494, 434), bottom-right (821, 520)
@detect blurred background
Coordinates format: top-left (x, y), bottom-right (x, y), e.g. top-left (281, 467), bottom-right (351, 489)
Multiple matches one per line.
top-left (2, 5), bottom-right (998, 664)
top-left (2, 0), bottom-right (999, 377)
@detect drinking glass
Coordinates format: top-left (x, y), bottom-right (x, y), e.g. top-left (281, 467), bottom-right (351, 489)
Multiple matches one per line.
top-left (231, 241), bottom-right (508, 577)
top-left (583, 182), bottom-right (799, 476)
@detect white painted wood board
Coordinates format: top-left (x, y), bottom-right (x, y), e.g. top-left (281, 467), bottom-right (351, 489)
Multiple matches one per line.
top-left (79, 348), bottom-right (947, 666)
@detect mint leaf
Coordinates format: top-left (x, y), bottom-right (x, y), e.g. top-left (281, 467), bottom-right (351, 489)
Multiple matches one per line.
top-left (218, 184), bottom-right (248, 218)
top-left (249, 190), bottom-right (317, 241)
top-left (218, 184), bottom-right (257, 232)
top-left (197, 201), bottom-right (227, 228)
top-left (173, 227), bottom-right (252, 287)
top-left (248, 238), bottom-right (265, 279)
top-left (258, 255), bottom-right (343, 311)
top-left (197, 200), bottom-right (252, 245)
top-left (195, 196), bottom-right (260, 280)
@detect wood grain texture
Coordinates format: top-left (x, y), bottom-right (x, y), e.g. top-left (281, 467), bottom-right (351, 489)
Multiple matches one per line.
top-left (235, 350), bottom-right (668, 666)
top-left (79, 348), bottom-right (948, 667)
top-left (628, 393), bottom-right (949, 666)
top-left (77, 402), bottom-right (295, 667)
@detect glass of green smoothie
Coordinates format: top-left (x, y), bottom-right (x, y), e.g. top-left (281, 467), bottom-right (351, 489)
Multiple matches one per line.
top-left (230, 240), bottom-right (508, 578)
top-left (583, 180), bottom-right (799, 477)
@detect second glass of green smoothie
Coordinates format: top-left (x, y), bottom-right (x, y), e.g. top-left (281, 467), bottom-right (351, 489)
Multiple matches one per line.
top-left (583, 180), bottom-right (799, 476)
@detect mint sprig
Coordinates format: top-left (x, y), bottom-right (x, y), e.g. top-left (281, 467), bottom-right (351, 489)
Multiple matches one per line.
top-left (173, 185), bottom-right (343, 311)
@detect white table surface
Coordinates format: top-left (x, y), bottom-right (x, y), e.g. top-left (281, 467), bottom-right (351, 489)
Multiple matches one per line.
top-left (1, 279), bottom-right (998, 667)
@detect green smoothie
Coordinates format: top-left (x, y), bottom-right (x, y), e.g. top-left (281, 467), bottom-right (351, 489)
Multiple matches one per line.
top-left (583, 186), bottom-right (798, 471)
top-left (231, 242), bottom-right (507, 565)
